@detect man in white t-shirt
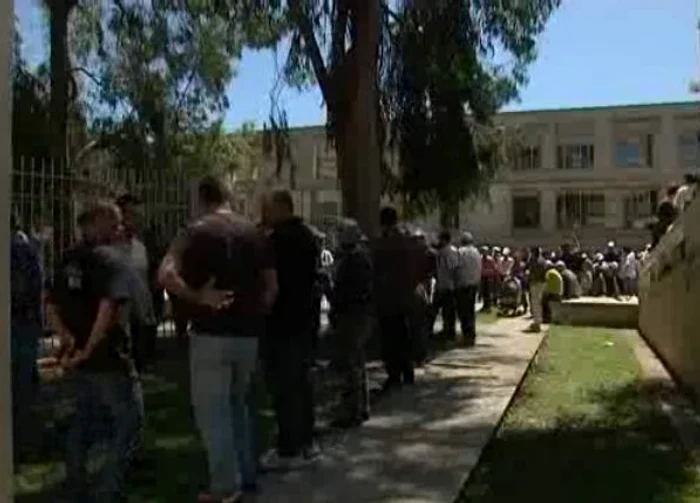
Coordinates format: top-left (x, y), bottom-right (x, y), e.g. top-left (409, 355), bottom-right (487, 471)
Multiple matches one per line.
top-left (619, 246), bottom-right (638, 297)
top-left (455, 232), bottom-right (482, 345)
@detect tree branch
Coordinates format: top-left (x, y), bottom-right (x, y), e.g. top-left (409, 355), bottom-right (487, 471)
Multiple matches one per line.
top-left (288, 0), bottom-right (332, 104)
top-left (71, 66), bottom-right (105, 89)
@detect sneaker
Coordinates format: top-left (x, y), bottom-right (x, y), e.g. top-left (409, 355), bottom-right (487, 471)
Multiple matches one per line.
top-left (524, 323), bottom-right (541, 333)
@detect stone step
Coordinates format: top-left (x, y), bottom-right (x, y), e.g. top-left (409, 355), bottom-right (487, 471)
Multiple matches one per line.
top-left (552, 296), bottom-right (639, 329)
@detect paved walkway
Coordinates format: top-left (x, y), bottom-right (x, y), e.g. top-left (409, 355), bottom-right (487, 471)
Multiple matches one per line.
top-left (255, 318), bottom-right (544, 503)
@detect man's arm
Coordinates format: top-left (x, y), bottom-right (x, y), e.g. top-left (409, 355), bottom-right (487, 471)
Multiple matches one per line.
top-left (157, 229), bottom-right (234, 309)
top-left (257, 232), bottom-right (278, 313)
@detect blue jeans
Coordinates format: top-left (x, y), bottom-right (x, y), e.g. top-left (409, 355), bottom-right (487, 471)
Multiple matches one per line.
top-left (66, 371), bottom-right (144, 502)
top-left (11, 318), bottom-right (41, 453)
top-left (190, 334), bottom-right (258, 495)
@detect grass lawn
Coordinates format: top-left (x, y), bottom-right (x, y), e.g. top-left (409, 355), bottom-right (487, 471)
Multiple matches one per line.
top-left (459, 326), bottom-right (700, 503)
top-left (14, 341), bottom-right (275, 503)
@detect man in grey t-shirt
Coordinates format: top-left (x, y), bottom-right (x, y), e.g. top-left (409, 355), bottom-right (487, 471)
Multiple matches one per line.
top-left (117, 194), bottom-right (157, 372)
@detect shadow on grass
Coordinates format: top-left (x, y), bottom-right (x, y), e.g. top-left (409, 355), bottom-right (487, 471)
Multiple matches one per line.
top-left (14, 340), bottom-right (276, 503)
top-left (458, 378), bottom-right (700, 503)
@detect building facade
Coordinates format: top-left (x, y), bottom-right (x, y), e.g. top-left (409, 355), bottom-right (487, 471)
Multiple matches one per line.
top-left (234, 102), bottom-right (700, 248)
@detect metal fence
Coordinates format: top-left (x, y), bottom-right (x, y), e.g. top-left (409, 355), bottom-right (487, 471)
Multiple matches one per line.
top-left (12, 155), bottom-right (192, 277)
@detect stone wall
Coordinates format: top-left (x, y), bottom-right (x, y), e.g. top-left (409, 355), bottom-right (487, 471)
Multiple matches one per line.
top-left (638, 194), bottom-right (700, 397)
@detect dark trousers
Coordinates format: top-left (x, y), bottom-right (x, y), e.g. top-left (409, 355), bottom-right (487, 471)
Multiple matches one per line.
top-left (379, 313), bottom-right (414, 385)
top-left (480, 278), bottom-right (493, 310)
top-left (430, 289), bottom-right (456, 337)
top-left (456, 285), bottom-right (478, 342)
top-left (264, 330), bottom-right (315, 457)
top-left (411, 293), bottom-right (430, 364)
top-left (131, 323), bottom-right (157, 373)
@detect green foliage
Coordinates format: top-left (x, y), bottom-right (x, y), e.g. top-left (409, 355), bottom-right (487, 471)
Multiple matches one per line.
top-left (385, 0), bottom-right (560, 215)
top-left (12, 19), bottom-right (52, 159)
top-left (258, 0), bottom-right (558, 216)
top-left (179, 121), bottom-right (262, 177)
top-left (69, 0), bottom-right (282, 171)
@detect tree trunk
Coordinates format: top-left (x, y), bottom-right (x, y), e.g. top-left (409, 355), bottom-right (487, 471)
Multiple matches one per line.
top-left (337, 0), bottom-right (381, 238)
top-left (439, 200), bottom-right (460, 230)
top-left (49, 0), bottom-right (73, 256)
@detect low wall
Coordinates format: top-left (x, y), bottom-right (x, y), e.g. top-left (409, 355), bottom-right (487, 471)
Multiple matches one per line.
top-left (638, 195), bottom-right (700, 398)
top-left (552, 297), bottom-right (638, 329)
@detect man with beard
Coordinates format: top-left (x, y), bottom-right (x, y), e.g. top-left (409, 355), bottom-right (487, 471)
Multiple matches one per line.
top-left (47, 201), bottom-right (143, 502)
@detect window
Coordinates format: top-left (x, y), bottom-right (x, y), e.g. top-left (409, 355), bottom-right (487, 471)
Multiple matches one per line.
top-left (315, 145), bottom-right (338, 179)
top-left (678, 132), bottom-right (700, 170)
top-left (615, 135), bottom-right (654, 168)
top-left (318, 201), bottom-right (340, 218)
top-left (556, 192), bottom-right (605, 228)
top-left (512, 195), bottom-right (541, 229)
top-left (623, 189), bottom-right (658, 229)
top-left (557, 144), bottom-right (595, 170)
top-left (513, 145), bottom-right (541, 171)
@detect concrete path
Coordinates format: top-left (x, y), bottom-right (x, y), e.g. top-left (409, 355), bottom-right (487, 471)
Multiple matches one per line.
top-left (255, 317), bottom-right (544, 503)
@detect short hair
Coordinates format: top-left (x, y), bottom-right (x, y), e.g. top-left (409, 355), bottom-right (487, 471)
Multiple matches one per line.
top-left (666, 184), bottom-right (680, 197)
top-left (83, 200), bottom-right (119, 225)
top-left (439, 230), bottom-right (451, 243)
top-left (684, 173), bottom-right (698, 184)
top-left (379, 206), bottom-right (398, 227)
top-left (198, 175), bottom-right (229, 206)
top-left (270, 189), bottom-right (294, 213)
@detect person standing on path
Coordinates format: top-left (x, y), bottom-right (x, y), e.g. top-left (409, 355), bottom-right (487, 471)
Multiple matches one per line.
top-left (455, 232), bottom-right (481, 346)
top-left (159, 176), bottom-right (278, 502)
top-left (329, 218), bottom-right (374, 428)
top-left (430, 230), bottom-right (459, 339)
top-left (373, 207), bottom-right (416, 391)
top-left (261, 189), bottom-right (321, 470)
top-left (525, 247), bottom-right (547, 333)
top-left (47, 201), bottom-right (143, 503)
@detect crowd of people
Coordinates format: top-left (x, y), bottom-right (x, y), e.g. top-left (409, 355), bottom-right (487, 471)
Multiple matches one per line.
top-left (8, 171), bottom-right (697, 502)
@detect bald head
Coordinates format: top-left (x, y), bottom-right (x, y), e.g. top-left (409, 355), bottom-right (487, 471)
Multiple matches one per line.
top-left (83, 200), bottom-right (123, 245)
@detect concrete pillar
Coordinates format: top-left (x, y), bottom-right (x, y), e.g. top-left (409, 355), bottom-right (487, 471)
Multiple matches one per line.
top-left (541, 122), bottom-right (556, 170)
top-left (605, 190), bottom-right (624, 229)
top-left (659, 112), bottom-right (675, 175)
top-left (594, 113), bottom-right (613, 173)
top-left (541, 188), bottom-right (557, 232)
top-left (1, 1), bottom-right (14, 500)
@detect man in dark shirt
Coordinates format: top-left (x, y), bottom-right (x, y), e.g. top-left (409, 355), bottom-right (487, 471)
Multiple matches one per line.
top-left (373, 207), bottom-right (416, 390)
top-left (329, 218), bottom-right (374, 428)
top-left (10, 214), bottom-right (43, 463)
top-left (261, 189), bottom-right (321, 469)
top-left (652, 185), bottom-right (680, 247)
top-left (158, 176), bottom-right (277, 501)
top-left (47, 201), bottom-right (142, 502)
